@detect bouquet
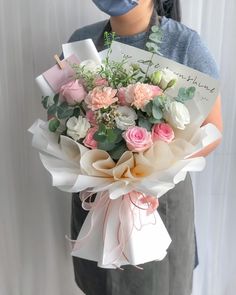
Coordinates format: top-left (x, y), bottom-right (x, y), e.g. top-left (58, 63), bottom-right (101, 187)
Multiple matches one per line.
top-left (29, 28), bottom-right (221, 268)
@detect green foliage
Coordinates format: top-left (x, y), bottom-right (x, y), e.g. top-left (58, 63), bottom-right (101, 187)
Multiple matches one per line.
top-left (94, 124), bottom-right (123, 152)
top-left (48, 118), bottom-right (60, 132)
top-left (109, 141), bottom-right (127, 160)
top-left (176, 86), bottom-right (196, 103)
top-left (57, 102), bottom-right (74, 119)
top-left (138, 118), bottom-right (152, 131)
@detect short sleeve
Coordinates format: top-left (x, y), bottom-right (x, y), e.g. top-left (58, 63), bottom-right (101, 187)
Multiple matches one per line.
top-left (186, 31), bottom-right (219, 79)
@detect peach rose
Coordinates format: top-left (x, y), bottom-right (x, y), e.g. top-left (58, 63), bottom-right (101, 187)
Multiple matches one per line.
top-left (152, 123), bottom-right (175, 143)
top-left (83, 127), bottom-right (98, 149)
top-left (85, 86), bottom-right (118, 111)
top-left (60, 80), bottom-right (87, 105)
top-left (123, 126), bottom-right (153, 152)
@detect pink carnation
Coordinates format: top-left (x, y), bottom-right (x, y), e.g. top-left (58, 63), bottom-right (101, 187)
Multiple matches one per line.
top-left (85, 86), bottom-right (118, 111)
top-left (83, 127), bottom-right (98, 149)
top-left (123, 126), bottom-right (153, 152)
top-left (94, 77), bottom-right (109, 87)
top-left (117, 87), bottom-right (129, 106)
top-left (60, 80), bottom-right (87, 105)
top-left (118, 83), bottom-right (162, 109)
top-left (152, 123), bottom-right (175, 143)
top-left (86, 110), bottom-right (97, 126)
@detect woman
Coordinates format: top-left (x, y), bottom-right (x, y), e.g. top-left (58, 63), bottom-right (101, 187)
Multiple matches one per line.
top-left (67, 1), bottom-right (223, 294)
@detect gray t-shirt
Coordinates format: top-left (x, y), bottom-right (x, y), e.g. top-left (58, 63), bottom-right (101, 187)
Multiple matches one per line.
top-left (67, 16), bottom-right (219, 79)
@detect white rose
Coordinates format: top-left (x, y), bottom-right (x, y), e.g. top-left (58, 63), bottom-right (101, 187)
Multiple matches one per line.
top-left (159, 68), bottom-right (178, 90)
top-left (80, 59), bottom-right (101, 73)
top-left (164, 101), bottom-right (190, 130)
top-left (115, 106), bottom-right (138, 130)
top-left (66, 116), bottom-right (91, 141)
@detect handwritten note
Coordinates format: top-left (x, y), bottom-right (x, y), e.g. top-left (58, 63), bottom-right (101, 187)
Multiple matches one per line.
top-left (108, 41), bottom-right (220, 124)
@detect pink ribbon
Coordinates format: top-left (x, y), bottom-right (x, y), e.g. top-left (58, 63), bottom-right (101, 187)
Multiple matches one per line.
top-left (65, 190), bottom-right (159, 268)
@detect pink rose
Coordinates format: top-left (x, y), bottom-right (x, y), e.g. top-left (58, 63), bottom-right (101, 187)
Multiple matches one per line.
top-left (85, 86), bottom-right (118, 111)
top-left (83, 127), bottom-right (98, 149)
top-left (152, 123), bottom-right (175, 143)
top-left (118, 83), bottom-right (162, 109)
top-left (60, 80), bottom-right (87, 105)
top-left (123, 126), bottom-right (153, 152)
top-left (86, 110), bottom-right (97, 126)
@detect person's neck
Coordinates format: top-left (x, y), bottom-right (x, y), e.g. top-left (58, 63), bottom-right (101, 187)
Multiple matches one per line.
top-left (110, 3), bottom-right (155, 36)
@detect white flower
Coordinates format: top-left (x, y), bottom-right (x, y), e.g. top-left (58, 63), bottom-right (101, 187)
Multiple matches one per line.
top-left (164, 101), bottom-right (190, 130)
top-left (115, 106), bottom-right (138, 130)
top-left (66, 116), bottom-right (91, 141)
top-left (158, 68), bottom-right (177, 90)
top-left (80, 59), bottom-right (101, 73)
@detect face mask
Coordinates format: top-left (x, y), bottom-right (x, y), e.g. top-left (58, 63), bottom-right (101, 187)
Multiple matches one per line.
top-left (92, 0), bottom-right (139, 17)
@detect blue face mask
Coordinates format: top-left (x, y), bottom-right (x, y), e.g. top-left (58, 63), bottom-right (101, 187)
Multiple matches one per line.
top-left (92, 0), bottom-right (139, 17)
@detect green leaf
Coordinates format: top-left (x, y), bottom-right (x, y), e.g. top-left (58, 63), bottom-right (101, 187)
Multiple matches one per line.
top-left (57, 106), bottom-right (74, 119)
top-left (98, 140), bottom-right (116, 152)
top-left (53, 93), bottom-right (59, 104)
top-left (144, 101), bottom-right (153, 116)
top-left (146, 42), bottom-right (159, 53)
top-left (149, 33), bottom-right (161, 43)
top-left (73, 108), bottom-right (80, 118)
top-left (138, 118), bottom-right (152, 131)
top-left (93, 132), bottom-right (107, 142)
top-left (109, 142), bottom-right (127, 160)
top-left (48, 118), bottom-right (60, 132)
top-left (107, 128), bottom-right (118, 143)
top-left (151, 25), bottom-right (160, 33)
top-left (149, 117), bottom-right (163, 124)
top-left (186, 86), bottom-right (196, 99)
top-left (176, 86), bottom-right (196, 102)
top-left (98, 123), bottom-right (107, 135)
top-left (152, 104), bottom-right (163, 120)
top-left (47, 104), bottom-right (57, 116)
top-left (42, 96), bottom-right (49, 109)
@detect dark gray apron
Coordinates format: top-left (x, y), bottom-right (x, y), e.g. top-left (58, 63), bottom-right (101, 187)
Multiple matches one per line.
top-left (70, 11), bottom-right (198, 295)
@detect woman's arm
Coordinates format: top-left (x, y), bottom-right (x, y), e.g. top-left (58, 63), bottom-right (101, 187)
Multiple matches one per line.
top-left (190, 95), bottom-right (223, 158)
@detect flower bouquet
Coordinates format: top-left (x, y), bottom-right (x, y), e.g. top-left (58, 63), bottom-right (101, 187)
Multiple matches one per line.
top-left (29, 29), bottom-right (221, 268)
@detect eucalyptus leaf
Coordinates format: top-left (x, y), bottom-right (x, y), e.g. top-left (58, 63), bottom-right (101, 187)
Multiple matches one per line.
top-left (93, 132), bottom-right (107, 142)
top-left (152, 104), bottom-right (163, 120)
top-left (138, 118), bottom-right (152, 131)
top-left (149, 117), bottom-right (163, 124)
top-left (109, 142), bottom-right (127, 160)
top-left (107, 128), bottom-right (118, 143)
top-left (53, 93), bottom-right (59, 104)
top-left (47, 104), bottom-right (57, 116)
top-left (42, 96), bottom-right (49, 109)
top-left (146, 42), bottom-right (159, 53)
top-left (151, 25), bottom-right (160, 33)
top-left (57, 107), bottom-right (74, 119)
top-left (48, 118), bottom-right (60, 132)
top-left (98, 140), bottom-right (116, 152)
top-left (73, 108), bottom-right (80, 118)
top-left (144, 101), bottom-right (153, 115)
top-left (149, 33), bottom-right (161, 43)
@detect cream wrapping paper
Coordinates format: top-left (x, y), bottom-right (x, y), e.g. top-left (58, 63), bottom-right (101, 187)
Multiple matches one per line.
top-left (28, 119), bottom-right (221, 268)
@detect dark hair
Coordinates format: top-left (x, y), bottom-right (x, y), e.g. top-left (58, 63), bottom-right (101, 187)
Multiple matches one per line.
top-left (154, 0), bottom-right (181, 22)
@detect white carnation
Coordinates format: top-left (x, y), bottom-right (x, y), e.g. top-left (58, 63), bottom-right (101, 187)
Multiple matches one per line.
top-left (115, 106), bottom-right (138, 130)
top-left (164, 101), bottom-right (190, 130)
top-left (66, 116), bottom-right (90, 141)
